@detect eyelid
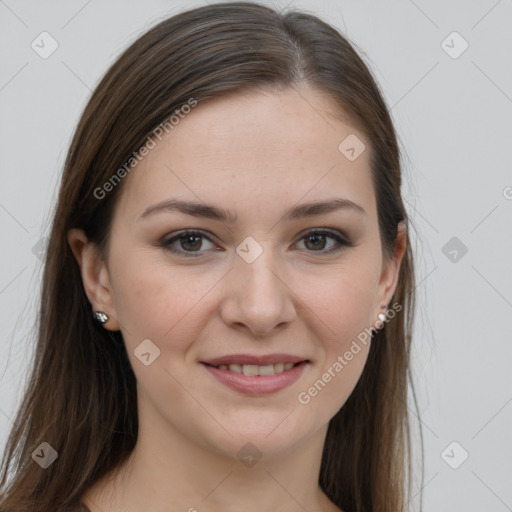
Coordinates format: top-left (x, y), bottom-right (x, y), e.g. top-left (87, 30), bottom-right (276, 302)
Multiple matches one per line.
top-left (296, 226), bottom-right (351, 242)
top-left (161, 229), bottom-right (217, 244)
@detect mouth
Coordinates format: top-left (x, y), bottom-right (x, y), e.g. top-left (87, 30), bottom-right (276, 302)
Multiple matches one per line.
top-left (202, 361), bottom-right (306, 376)
top-left (200, 360), bottom-right (310, 395)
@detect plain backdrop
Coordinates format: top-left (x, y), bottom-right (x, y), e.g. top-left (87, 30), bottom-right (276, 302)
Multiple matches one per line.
top-left (1, 1), bottom-right (511, 510)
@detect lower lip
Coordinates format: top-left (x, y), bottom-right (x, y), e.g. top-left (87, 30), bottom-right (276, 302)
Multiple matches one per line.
top-left (201, 362), bottom-right (309, 395)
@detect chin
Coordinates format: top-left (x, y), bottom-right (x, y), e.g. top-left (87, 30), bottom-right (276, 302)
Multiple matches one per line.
top-left (198, 413), bottom-right (314, 460)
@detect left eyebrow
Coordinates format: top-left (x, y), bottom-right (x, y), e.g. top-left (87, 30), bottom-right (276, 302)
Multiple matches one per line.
top-left (282, 198), bottom-right (367, 221)
top-left (138, 197), bottom-right (366, 223)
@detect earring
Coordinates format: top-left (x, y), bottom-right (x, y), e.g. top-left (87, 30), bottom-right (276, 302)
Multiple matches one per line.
top-left (93, 311), bottom-right (109, 325)
top-left (377, 305), bottom-right (388, 327)
top-left (371, 306), bottom-right (388, 338)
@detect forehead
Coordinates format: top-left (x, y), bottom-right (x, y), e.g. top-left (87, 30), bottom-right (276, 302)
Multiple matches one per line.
top-left (115, 86), bottom-right (375, 224)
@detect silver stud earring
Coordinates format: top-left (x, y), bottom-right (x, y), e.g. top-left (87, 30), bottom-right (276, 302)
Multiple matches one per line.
top-left (93, 311), bottom-right (109, 325)
top-left (372, 306), bottom-right (388, 336)
top-left (377, 305), bottom-right (388, 325)
top-left (371, 305), bottom-right (389, 338)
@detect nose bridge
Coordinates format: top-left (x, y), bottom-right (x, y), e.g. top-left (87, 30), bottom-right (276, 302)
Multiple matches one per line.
top-left (243, 251), bottom-right (278, 293)
top-left (237, 241), bottom-right (284, 304)
top-left (222, 239), bottom-right (295, 334)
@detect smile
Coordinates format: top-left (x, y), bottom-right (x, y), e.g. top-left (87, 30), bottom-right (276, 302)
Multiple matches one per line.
top-left (201, 361), bottom-right (309, 395)
top-left (205, 362), bottom-right (299, 375)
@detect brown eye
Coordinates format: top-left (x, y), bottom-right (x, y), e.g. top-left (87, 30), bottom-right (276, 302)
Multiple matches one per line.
top-left (296, 230), bottom-right (353, 254)
top-left (160, 230), bottom-right (216, 257)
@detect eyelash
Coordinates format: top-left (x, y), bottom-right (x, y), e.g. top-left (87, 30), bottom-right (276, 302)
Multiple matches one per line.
top-left (159, 229), bottom-right (354, 258)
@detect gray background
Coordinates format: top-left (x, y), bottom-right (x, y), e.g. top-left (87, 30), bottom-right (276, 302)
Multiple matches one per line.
top-left (1, 0), bottom-right (511, 510)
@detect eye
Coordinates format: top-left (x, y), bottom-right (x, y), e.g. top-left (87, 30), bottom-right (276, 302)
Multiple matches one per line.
top-left (160, 228), bottom-right (353, 258)
top-left (160, 230), bottom-right (217, 257)
top-left (295, 229), bottom-right (354, 254)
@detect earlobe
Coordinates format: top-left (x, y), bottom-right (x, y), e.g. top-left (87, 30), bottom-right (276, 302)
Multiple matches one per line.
top-left (67, 228), bottom-right (120, 331)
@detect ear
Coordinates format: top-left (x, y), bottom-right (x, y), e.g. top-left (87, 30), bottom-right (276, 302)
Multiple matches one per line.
top-left (374, 221), bottom-right (407, 323)
top-left (67, 228), bottom-right (120, 331)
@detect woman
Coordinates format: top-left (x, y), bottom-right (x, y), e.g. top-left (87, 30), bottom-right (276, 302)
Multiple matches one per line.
top-left (0, 2), bottom-right (420, 511)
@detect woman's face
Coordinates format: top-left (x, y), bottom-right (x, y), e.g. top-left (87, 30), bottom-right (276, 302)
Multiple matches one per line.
top-left (87, 86), bottom-right (404, 458)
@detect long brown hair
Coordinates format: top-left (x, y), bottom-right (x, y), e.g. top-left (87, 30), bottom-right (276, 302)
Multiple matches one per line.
top-left (0, 3), bottom-right (422, 511)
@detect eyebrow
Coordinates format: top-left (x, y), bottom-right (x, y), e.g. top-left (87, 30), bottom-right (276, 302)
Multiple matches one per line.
top-left (138, 197), bottom-right (366, 223)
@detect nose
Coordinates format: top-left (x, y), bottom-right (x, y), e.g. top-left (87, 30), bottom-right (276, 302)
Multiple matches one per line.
top-left (219, 248), bottom-right (296, 337)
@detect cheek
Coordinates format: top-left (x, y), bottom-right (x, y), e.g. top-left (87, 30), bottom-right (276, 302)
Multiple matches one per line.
top-left (292, 261), bottom-right (376, 412)
top-left (299, 258), bottom-right (379, 343)
top-left (109, 251), bottom-right (222, 350)
top-left (295, 275), bottom-right (374, 419)
top-left (298, 347), bottom-right (369, 424)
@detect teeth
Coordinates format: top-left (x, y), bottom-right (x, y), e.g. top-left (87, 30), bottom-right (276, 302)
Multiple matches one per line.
top-left (213, 362), bottom-right (300, 375)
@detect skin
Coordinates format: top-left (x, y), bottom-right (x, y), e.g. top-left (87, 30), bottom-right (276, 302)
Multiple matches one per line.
top-left (69, 84), bottom-right (406, 512)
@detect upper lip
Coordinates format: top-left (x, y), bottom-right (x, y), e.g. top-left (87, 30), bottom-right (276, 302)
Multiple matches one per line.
top-left (201, 353), bottom-right (309, 366)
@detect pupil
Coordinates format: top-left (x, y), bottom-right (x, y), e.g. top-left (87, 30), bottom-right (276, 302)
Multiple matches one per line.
top-left (182, 236), bottom-right (201, 251)
top-left (306, 235), bottom-right (325, 250)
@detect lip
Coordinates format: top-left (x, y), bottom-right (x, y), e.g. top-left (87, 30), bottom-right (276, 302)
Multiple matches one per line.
top-left (201, 360), bottom-right (309, 395)
top-left (201, 353), bottom-right (309, 366)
